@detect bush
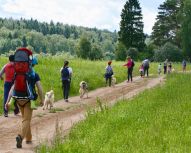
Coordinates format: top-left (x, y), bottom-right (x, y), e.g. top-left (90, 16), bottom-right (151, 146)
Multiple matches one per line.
top-left (154, 42), bottom-right (183, 62)
top-left (127, 47), bottom-right (139, 60)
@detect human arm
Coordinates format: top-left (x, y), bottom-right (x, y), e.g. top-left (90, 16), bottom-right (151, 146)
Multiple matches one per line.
top-left (0, 65), bottom-right (6, 80)
top-left (36, 81), bottom-right (44, 106)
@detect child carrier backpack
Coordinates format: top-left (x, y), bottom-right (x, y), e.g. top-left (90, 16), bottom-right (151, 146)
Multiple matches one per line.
top-left (12, 48), bottom-right (35, 101)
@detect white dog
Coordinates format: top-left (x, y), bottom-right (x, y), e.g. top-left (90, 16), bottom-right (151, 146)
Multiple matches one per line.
top-left (79, 81), bottom-right (88, 98)
top-left (111, 75), bottom-right (117, 87)
top-left (43, 90), bottom-right (54, 110)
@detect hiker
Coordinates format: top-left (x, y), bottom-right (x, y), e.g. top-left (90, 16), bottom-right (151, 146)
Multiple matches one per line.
top-left (105, 61), bottom-right (113, 87)
top-left (182, 59), bottom-right (186, 72)
top-left (164, 59), bottom-right (168, 74)
top-left (168, 62), bottom-right (172, 74)
top-left (60, 60), bottom-right (72, 102)
top-left (5, 49), bottom-right (43, 148)
top-left (123, 56), bottom-right (134, 82)
top-left (142, 59), bottom-right (150, 77)
top-left (158, 63), bottom-right (162, 75)
top-left (0, 55), bottom-right (19, 117)
top-left (139, 64), bottom-right (144, 78)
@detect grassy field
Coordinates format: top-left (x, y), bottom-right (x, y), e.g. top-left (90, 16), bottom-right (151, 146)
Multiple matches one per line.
top-left (38, 73), bottom-right (191, 153)
top-left (0, 55), bottom-right (188, 115)
top-left (0, 55), bottom-right (134, 114)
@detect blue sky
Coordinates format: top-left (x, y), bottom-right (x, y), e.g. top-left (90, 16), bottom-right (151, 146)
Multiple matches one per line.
top-left (0, 0), bottom-right (165, 34)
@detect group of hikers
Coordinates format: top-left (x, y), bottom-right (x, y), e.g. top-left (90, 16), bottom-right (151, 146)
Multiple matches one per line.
top-left (0, 47), bottom-right (189, 149)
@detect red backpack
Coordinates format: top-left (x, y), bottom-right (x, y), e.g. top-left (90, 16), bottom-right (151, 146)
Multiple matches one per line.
top-left (12, 48), bottom-right (34, 100)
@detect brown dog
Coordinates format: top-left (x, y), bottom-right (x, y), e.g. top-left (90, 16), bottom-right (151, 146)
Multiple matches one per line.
top-left (79, 81), bottom-right (88, 98)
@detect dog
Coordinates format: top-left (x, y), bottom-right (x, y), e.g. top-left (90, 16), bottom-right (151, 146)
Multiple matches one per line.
top-left (79, 81), bottom-right (88, 99)
top-left (111, 75), bottom-right (117, 87)
top-left (43, 90), bottom-right (54, 110)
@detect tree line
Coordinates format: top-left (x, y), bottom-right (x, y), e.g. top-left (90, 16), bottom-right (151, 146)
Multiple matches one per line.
top-left (0, 17), bottom-right (117, 60)
top-left (0, 0), bottom-right (191, 62)
top-left (117, 0), bottom-right (191, 62)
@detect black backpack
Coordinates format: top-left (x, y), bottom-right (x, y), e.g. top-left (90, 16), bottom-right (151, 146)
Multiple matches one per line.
top-left (132, 60), bottom-right (135, 67)
top-left (61, 67), bottom-right (69, 81)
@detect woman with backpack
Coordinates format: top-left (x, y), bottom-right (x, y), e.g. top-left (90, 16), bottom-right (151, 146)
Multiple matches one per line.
top-left (123, 56), bottom-right (134, 82)
top-left (105, 61), bottom-right (113, 87)
top-left (60, 60), bottom-right (72, 102)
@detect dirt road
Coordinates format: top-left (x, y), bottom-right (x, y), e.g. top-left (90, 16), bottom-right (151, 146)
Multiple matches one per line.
top-left (0, 76), bottom-right (164, 153)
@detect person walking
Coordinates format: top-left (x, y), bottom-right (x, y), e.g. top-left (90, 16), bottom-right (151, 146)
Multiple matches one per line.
top-left (105, 61), bottom-right (113, 87)
top-left (142, 59), bottom-right (150, 77)
top-left (60, 60), bottom-right (72, 102)
top-left (0, 55), bottom-right (19, 117)
top-left (164, 59), bottom-right (168, 74)
top-left (182, 59), bottom-right (187, 72)
top-left (158, 63), bottom-right (162, 75)
top-left (5, 58), bottom-right (43, 148)
top-left (123, 56), bottom-right (134, 82)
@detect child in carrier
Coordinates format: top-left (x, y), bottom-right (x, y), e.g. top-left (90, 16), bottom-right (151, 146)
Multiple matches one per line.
top-left (7, 57), bottom-right (38, 110)
top-left (139, 64), bottom-right (144, 77)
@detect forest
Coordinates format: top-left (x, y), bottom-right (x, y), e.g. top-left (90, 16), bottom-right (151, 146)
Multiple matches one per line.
top-left (0, 0), bottom-right (191, 62)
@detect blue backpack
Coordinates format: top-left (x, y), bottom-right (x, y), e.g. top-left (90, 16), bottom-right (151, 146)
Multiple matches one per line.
top-left (61, 67), bottom-right (69, 81)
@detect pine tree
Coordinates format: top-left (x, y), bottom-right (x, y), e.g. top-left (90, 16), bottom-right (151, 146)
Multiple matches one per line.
top-left (181, 0), bottom-right (191, 58)
top-left (118, 0), bottom-right (145, 52)
top-left (151, 0), bottom-right (182, 47)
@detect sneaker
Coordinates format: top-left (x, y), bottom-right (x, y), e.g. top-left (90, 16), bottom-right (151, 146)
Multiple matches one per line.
top-left (65, 99), bottom-right (69, 102)
top-left (31, 101), bottom-right (37, 110)
top-left (16, 135), bottom-right (23, 148)
top-left (4, 113), bottom-right (8, 117)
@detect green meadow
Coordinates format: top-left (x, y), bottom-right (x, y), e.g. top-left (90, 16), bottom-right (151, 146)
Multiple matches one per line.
top-left (38, 73), bottom-right (191, 153)
top-left (0, 55), bottom-right (134, 114)
top-left (0, 56), bottom-right (188, 115)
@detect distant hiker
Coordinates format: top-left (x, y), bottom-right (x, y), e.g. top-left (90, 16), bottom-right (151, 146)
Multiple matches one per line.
top-left (5, 48), bottom-right (44, 148)
top-left (60, 60), bottom-right (72, 102)
top-left (168, 62), bottom-right (172, 74)
top-left (0, 55), bottom-right (19, 117)
top-left (182, 59), bottom-right (187, 72)
top-left (164, 59), bottom-right (168, 74)
top-left (139, 64), bottom-right (144, 78)
top-left (105, 61), bottom-right (113, 87)
top-left (158, 63), bottom-right (162, 75)
top-left (123, 56), bottom-right (134, 82)
top-left (142, 59), bottom-right (150, 77)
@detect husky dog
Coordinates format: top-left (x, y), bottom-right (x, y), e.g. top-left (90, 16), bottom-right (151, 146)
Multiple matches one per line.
top-left (43, 90), bottom-right (54, 110)
top-left (79, 81), bottom-right (88, 98)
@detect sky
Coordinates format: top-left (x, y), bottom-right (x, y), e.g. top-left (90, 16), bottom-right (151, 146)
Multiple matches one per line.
top-left (0, 0), bottom-right (165, 35)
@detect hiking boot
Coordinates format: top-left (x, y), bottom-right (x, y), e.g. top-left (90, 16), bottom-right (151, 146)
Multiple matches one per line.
top-left (4, 113), bottom-right (8, 117)
top-left (31, 100), bottom-right (37, 110)
top-left (16, 135), bottom-right (23, 148)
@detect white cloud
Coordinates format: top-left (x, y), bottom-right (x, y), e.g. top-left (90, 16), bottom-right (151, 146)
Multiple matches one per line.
top-left (1, 0), bottom-right (124, 32)
top-left (142, 7), bottom-right (157, 35)
top-left (1, 0), bottom-right (159, 34)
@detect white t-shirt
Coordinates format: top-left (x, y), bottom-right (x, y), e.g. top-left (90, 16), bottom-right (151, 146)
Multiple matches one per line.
top-left (60, 67), bottom-right (73, 76)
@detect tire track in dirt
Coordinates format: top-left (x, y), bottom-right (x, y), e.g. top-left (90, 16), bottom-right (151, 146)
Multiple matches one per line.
top-left (0, 76), bottom-right (165, 153)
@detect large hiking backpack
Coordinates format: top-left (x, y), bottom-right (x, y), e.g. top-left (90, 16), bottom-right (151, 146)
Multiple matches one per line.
top-left (12, 48), bottom-right (34, 100)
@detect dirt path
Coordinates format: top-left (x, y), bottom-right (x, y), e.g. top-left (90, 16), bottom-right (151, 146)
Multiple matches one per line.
top-left (0, 76), bottom-right (164, 153)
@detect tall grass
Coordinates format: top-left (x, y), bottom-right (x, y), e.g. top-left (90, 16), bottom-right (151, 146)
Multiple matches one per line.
top-left (38, 73), bottom-right (191, 153)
